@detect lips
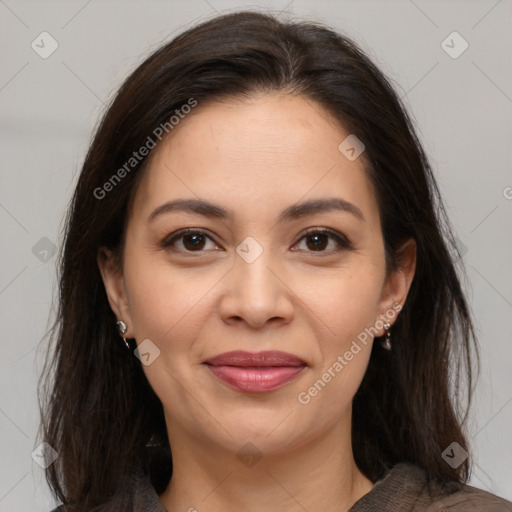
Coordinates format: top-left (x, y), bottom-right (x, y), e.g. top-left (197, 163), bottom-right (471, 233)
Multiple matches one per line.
top-left (203, 350), bottom-right (307, 392)
top-left (204, 350), bottom-right (306, 367)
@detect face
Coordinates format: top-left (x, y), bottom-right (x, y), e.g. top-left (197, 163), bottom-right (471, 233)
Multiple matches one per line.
top-left (99, 92), bottom-right (414, 460)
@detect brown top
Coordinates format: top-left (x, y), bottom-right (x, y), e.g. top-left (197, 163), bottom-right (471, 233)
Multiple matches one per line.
top-left (51, 462), bottom-right (512, 511)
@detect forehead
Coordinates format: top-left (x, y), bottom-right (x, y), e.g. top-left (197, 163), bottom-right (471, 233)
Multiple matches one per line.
top-left (130, 92), bottom-right (379, 227)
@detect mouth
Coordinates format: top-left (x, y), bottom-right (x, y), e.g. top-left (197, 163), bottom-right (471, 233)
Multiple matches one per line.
top-left (203, 350), bottom-right (307, 393)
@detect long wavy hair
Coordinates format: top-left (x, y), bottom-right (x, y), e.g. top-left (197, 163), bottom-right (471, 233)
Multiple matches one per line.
top-left (38, 10), bottom-right (477, 510)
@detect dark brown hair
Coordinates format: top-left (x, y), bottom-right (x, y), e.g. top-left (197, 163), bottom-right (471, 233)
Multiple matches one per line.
top-left (38, 10), bottom-right (477, 509)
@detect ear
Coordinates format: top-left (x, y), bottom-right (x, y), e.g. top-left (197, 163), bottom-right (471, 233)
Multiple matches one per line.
top-left (377, 238), bottom-right (417, 331)
top-left (97, 247), bottom-right (134, 338)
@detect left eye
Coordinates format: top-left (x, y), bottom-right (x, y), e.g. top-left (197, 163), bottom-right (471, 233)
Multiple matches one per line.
top-left (293, 229), bottom-right (352, 253)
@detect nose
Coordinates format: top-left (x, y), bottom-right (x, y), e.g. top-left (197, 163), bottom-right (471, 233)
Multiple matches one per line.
top-left (218, 244), bottom-right (294, 329)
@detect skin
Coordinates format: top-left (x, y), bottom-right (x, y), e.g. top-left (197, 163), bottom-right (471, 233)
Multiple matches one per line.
top-left (98, 91), bottom-right (416, 512)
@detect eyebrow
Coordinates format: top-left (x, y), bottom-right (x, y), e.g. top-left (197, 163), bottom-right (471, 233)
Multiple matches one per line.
top-left (147, 197), bottom-right (364, 224)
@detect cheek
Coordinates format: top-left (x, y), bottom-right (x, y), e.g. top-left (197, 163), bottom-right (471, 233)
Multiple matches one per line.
top-left (294, 271), bottom-right (380, 422)
top-left (297, 265), bottom-right (384, 346)
top-left (123, 251), bottom-right (217, 344)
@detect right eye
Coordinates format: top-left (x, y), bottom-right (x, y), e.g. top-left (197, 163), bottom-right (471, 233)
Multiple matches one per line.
top-left (160, 228), bottom-right (220, 253)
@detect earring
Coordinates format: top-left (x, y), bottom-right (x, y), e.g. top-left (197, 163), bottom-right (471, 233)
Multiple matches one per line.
top-left (115, 320), bottom-right (130, 350)
top-left (381, 322), bottom-right (392, 350)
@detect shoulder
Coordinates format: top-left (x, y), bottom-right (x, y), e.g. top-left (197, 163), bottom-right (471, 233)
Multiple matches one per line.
top-left (399, 463), bottom-right (512, 511)
top-left (350, 463), bottom-right (512, 512)
top-left (48, 465), bottom-right (166, 512)
top-left (426, 482), bottom-right (512, 511)
top-left (399, 463), bottom-right (512, 512)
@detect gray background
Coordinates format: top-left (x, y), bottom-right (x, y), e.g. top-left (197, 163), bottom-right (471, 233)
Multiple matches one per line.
top-left (1, 0), bottom-right (511, 510)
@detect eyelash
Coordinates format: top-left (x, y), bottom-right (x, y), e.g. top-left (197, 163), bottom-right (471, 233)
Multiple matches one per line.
top-left (160, 227), bottom-right (353, 255)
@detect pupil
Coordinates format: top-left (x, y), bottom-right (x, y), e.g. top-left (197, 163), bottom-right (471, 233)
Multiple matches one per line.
top-left (308, 234), bottom-right (327, 251)
top-left (185, 234), bottom-right (204, 250)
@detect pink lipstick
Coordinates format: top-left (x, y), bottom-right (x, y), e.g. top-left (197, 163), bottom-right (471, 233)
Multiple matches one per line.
top-left (203, 350), bottom-right (307, 392)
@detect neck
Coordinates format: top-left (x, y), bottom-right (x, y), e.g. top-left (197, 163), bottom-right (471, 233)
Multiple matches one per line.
top-left (158, 419), bottom-right (374, 512)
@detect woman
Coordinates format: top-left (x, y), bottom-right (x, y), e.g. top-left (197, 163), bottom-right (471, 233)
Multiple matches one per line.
top-left (39, 10), bottom-right (511, 512)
